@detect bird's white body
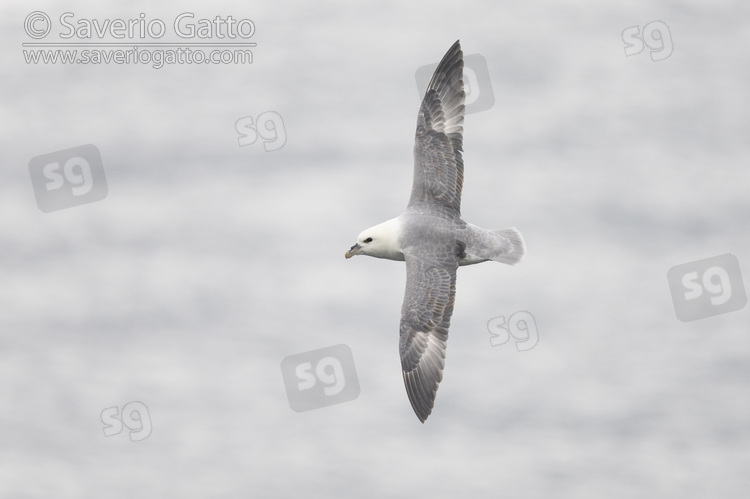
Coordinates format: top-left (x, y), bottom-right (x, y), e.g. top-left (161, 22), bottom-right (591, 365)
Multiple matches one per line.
top-left (351, 215), bottom-right (525, 267)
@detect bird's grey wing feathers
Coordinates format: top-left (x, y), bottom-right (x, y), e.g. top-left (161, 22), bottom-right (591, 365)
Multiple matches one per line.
top-left (409, 40), bottom-right (466, 219)
top-left (400, 241), bottom-right (463, 422)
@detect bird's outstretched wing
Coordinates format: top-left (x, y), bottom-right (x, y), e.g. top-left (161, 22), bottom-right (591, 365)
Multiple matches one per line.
top-left (400, 241), bottom-right (463, 422)
top-left (409, 40), bottom-right (466, 219)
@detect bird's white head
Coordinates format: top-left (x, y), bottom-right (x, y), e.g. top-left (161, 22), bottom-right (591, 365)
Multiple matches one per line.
top-left (345, 218), bottom-right (404, 261)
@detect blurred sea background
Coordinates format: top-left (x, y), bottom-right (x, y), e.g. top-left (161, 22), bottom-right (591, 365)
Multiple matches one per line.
top-left (1, 0), bottom-right (749, 497)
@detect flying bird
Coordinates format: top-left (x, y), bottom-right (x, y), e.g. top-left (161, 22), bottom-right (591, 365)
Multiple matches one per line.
top-left (345, 40), bottom-right (525, 422)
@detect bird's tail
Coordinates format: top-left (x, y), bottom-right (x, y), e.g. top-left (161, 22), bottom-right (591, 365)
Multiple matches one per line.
top-left (490, 227), bottom-right (525, 265)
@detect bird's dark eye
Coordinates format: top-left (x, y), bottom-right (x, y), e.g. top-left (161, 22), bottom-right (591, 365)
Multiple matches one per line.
top-left (364, 237), bottom-right (373, 243)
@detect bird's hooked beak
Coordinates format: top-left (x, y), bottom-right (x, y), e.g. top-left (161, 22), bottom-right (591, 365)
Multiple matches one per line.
top-left (345, 243), bottom-right (362, 259)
